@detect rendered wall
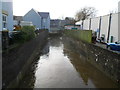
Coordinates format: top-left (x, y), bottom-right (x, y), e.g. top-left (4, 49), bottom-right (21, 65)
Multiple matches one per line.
top-left (23, 9), bottom-right (41, 29)
top-left (2, 0), bottom-right (13, 31)
top-left (41, 16), bottom-right (50, 31)
top-left (64, 30), bottom-right (92, 43)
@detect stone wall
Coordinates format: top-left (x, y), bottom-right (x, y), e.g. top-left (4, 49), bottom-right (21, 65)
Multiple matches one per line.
top-left (2, 30), bottom-right (48, 88)
top-left (64, 36), bottom-right (120, 86)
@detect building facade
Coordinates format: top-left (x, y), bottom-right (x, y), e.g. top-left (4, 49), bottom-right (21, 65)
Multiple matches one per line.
top-left (38, 12), bottom-right (50, 30)
top-left (79, 13), bottom-right (119, 43)
top-left (13, 16), bottom-right (33, 27)
top-left (23, 9), bottom-right (50, 31)
top-left (1, 0), bottom-right (13, 31)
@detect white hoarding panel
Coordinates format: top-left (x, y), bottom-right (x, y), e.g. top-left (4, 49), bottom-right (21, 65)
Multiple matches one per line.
top-left (109, 13), bottom-right (118, 42)
top-left (100, 15), bottom-right (109, 43)
top-left (83, 19), bottom-right (90, 30)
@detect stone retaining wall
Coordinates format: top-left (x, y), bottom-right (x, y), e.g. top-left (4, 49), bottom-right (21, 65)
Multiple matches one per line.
top-left (64, 36), bottom-right (120, 86)
top-left (2, 30), bottom-right (48, 88)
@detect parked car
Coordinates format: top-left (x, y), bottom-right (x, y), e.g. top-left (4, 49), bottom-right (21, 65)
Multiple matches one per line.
top-left (106, 41), bottom-right (120, 51)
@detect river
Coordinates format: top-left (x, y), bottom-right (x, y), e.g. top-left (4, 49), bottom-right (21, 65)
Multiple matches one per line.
top-left (18, 36), bottom-right (118, 88)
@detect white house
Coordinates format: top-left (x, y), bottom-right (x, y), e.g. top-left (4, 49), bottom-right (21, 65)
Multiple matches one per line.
top-left (1, 0), bottom-right (13, 31)
top-left (13, 16), bottom-right (33, 27)
top-left (23, 9), bottom-right (50, 31)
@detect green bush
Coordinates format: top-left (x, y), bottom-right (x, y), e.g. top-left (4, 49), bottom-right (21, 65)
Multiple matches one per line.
top-left (11, 26), bottom-right (35, 43)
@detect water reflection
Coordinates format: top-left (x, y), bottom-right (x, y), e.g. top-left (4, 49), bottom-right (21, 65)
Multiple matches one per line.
top-left (63, 37), bottom-right (117, 88)
top-left (48, 36), bottom-right (62, 47)
top-left (18, 36), bottom-right (118, 88)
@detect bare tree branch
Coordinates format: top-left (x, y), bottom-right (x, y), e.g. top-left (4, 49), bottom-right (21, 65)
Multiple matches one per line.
top-left (75, 7), bottom-right (97, 21)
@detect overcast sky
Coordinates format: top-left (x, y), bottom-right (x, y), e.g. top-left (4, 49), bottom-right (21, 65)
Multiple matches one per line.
top-left (13, 0), bottom-right (120, 19)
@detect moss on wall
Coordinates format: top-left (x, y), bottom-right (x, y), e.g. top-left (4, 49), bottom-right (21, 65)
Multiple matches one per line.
top-left (64, 30), bottom-right (92, 43)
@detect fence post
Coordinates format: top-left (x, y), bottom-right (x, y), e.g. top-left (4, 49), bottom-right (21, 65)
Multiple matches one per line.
top-left (107, 13), bottom-right (112, 43)
top-left (89, 18), bottom-right (91, 30)
top-left (82, 20), bottom-right (84, 30)
top-left (98, 16), bottom-right (102, 39)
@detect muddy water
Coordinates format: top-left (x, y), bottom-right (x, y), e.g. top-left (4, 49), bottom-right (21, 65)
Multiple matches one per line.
top-left (19, 36), bottom-right (118, 88)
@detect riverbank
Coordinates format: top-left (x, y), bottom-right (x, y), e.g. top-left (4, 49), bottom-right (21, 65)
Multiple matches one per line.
top-left (18, 36), bottom-right (118, 88)
top-left (2, 30), bottom-right (48, 88)
top-left (63, 35), bottom-right (120, 87)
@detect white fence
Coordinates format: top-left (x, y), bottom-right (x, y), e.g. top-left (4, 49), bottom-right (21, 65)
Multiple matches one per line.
top-left (80, 13), bottom-right (119, 43)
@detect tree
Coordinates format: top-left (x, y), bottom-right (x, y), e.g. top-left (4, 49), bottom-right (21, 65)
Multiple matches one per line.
top-left (65, 17), bottom-right (76, 25)
top-left (75, 7), bottom-right (97, 21)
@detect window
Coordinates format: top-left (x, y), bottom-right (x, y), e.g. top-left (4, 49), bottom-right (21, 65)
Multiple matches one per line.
top-left (3, 15), bottom-right (7, 22)
top-left (43, 18), bottom-right (46, 23)
top-left (2, 14), bottom-right (7, 29)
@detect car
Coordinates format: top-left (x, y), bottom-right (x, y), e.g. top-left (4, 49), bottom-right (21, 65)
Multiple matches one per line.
top-left (106, 41), bottom-right (120, 51)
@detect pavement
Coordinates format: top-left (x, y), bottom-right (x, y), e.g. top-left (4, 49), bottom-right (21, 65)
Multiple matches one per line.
top-left (95, 42), bottom-right (120, 54)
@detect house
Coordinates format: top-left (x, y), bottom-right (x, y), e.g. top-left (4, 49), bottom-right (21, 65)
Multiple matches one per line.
top-left (50, 19), bottom-right (75, 31)
top-left (13, 16), bottom-right (23, 26)
top-left (13, 16), bottom-right (33, 28)
top-left (0, 0), bottom-right (13, 31)
top-left (38, 12), bottom-right (50, 30)
top-left (14, 16), bottom-right (23, 21)
top-left (50, 19), bottom-right (61, 31)
top-left (23, 9), bottom-right (50, 31)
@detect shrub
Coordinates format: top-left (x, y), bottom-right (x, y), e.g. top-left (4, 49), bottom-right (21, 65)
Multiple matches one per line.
top-left (11, 26), bottom-right (36, 43)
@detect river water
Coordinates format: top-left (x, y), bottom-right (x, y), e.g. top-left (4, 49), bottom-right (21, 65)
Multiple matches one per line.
top-left (19, 36), bottom-right (118, 88)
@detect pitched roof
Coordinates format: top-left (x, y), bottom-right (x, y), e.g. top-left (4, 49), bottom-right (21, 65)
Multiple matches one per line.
top-left (38, 12), bottom-right (49, 18)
